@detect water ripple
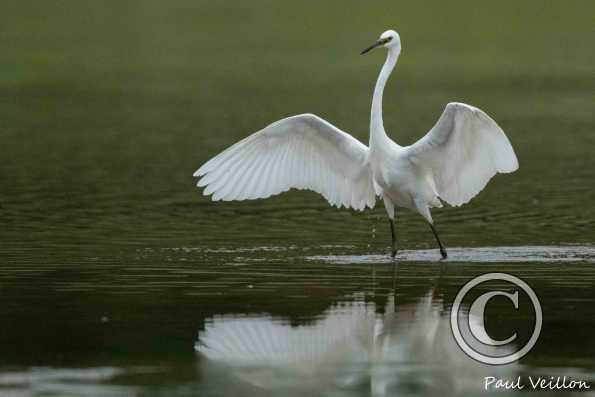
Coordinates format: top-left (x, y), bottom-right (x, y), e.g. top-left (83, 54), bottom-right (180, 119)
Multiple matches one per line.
top-left (307, 245), bottom-right (595, 264)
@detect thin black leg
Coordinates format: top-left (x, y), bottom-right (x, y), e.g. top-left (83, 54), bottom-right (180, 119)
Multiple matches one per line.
top-left (429, 223), bottom-right (448, 259)
top-left (389, 218), bottom-right (397, 258)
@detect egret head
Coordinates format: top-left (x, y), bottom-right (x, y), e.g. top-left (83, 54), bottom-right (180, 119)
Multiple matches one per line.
top-left (361, 30), bottom-right (401, 55)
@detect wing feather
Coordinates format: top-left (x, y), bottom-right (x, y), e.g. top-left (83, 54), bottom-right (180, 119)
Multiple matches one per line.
top-left (200, 140), bottom-right (259, 191)
top-left (406, 102), bottom-right (518, 206)
top-left (195, 114), bottom-right (376, 210)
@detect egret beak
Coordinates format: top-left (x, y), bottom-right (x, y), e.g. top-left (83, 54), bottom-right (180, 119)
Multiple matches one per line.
top-left (360, 39), bottom-right (386, 55)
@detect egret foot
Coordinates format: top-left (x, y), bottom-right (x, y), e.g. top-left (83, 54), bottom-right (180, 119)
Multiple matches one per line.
top-left (440, 248), bottom-right (448, 260)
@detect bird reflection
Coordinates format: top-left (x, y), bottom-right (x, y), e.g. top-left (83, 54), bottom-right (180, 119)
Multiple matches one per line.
top-left (196, 264), bottom-right (516, 396)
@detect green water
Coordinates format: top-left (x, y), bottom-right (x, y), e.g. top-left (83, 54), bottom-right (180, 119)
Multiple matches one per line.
top-left (1, 1), bottom-right (594, 396)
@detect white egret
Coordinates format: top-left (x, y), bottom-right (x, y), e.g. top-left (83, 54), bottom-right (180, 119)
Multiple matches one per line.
top-left (194, 29), bottom-right (519, 259)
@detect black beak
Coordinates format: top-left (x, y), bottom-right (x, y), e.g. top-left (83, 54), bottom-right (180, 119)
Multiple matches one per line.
top-left (360, 39), bottom-right (384, 55)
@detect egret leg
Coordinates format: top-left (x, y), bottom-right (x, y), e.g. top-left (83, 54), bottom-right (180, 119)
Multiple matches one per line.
top-left (389, 218), bottom-right (397, 258)
top-left (382, 195), bottom-right (396, 258)
top-left (429, 223), bottom-right (447, 259)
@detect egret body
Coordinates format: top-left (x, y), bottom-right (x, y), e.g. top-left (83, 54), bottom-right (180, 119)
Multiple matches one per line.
top-left (194, 30), bottom-right (519, 259)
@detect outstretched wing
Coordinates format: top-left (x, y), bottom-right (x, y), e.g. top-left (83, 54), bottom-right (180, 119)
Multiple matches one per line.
top-left (406, 102), bottom-right (518, 207)
top-left (194, 114), bottom-right (376, 210)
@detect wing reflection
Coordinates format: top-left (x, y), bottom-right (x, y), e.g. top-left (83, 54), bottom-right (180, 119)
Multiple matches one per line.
top-left (196, 265), bottom-right (517, 396)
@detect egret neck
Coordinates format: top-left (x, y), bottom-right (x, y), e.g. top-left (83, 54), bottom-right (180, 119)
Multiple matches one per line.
top-left (370, 47), bottom-right (400, 149)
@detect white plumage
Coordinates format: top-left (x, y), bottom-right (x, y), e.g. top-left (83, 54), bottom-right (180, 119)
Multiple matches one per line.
top-left (406, 102), bottom-right (518, 207)
top-left (195, 29), bottom-right (518, 258)
top-left (195, 114), bottom-right (376, 210)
